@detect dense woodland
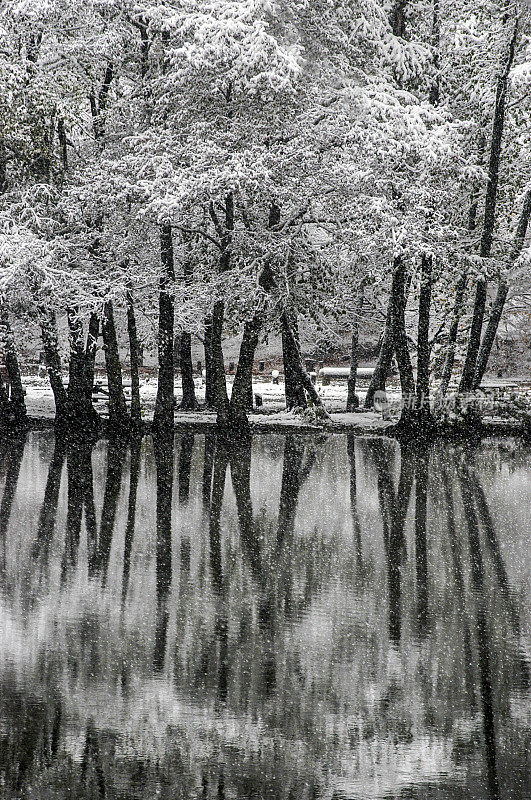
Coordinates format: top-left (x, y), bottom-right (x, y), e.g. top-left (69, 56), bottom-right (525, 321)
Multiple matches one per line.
top-left (1, 0), bottom-right (531, 438)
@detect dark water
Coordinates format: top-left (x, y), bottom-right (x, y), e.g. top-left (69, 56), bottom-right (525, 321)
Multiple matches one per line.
top-left (0, 432), bottom-right (529, 800)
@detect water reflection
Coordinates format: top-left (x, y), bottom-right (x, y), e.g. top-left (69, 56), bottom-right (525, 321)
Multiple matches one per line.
top-left (0, 432), bottom-right (529, 799)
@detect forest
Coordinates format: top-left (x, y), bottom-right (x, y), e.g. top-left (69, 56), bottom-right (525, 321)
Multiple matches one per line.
top-left (0, 0), bottom-right (530, 440)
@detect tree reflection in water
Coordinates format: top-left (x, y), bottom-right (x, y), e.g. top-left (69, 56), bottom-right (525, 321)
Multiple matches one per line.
top-left (0, 433), bottom-right (528, 799)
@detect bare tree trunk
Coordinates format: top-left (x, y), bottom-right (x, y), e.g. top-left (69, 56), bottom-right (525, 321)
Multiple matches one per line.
top-left (179, 331), bottom-right (197, 410)
top-left (416, 255), bottom-right (433, 424)
top-left (0, 306), bottom-right (26, 424)
top-left (126, 292), bottom-right (142, 428)
top-left (347, 289), bottom-right (364, 411)
top-left (473, 187), bottom-right (531, 388)
top-left (364, 286), bottom-right (395, 409)
top-left (386, 259), bottom-right (416, 425)
top-left (460, 19), bottom-right (518, 393)
top-left (204, 316), bottom-right (216, 408)
top-left (153, 223), bottom-right (175, 433)
top-left (102, 300), bottom-right (129, 432)
top-left (40, 312), bottom-right (68, 421)
top-left (230, 319), bottom-right (259, 414)
top-left (84, 312), bottom-right (99, 401)
top-left (281, 312), bottom-right (323, 411)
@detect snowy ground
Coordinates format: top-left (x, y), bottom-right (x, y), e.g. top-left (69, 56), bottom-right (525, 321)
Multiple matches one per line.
top-left (21, 375), bottom-right (396, 431)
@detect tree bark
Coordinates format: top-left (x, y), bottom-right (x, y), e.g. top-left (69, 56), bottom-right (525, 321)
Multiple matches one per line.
top-left (459, 19), bottom-right (518, 393)
top-left (0, 306), bottom-right (26, 424)
top-left (230, 319), bottom-right (260, 414)
top-left (391, 259), bottom-right (416, 425)
top-left (364, 287), bottom-right (395, 409)
top-left (473, 187), bottom-right (531, 388)
top-left (204, 316), bottom-right (216, 408)
top-left (179, 331), bottom-right (197, 410)
top-left (346, 289), bottom-right (364, 411)
top-left (40, 312), bottom-right (68, 420)
top-left (126, 293), bottom-right (142, 427)
top-left (153, 223), bottom-right (175, 433)
top-left (102, 300), bottom-right (129, 431)
top-left (84, 312), bottom-right (99, 401)
top-left (416, 255), bottom-right (432, 420)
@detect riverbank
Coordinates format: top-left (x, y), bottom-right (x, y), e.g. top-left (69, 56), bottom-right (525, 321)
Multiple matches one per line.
top-left (8, 376), bottom-right (531, 438)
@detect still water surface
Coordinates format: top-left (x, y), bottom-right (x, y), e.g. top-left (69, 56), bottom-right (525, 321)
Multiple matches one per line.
top-left (0, 432), bottom-right (529, 799)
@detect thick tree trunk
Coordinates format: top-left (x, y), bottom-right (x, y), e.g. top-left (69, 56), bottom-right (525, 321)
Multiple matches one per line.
top-left (212, 300), bottom-right (250, 438)
top-left (391, 259), bottom-right (416, 426)
top-left (364, 289), bottom-right (395, 409)
top-left (459, 20), bottom-right (518, 393)
top-left (102, 300), bottom-right (129, 431)
top-left (179, 331), bottom-right (197, 410)
top-left (416, 255), bottom-right (433, 423)
top-left (40, 312), bottom-right (68, 421)
top-left (347, 289), bottom-right (364, 411)
top-left (0, 306), bottom-right (26, 424)
top-left (230, 319), bottom-right (260, 414)
top-left (153, 223), bottom-right (175, 433)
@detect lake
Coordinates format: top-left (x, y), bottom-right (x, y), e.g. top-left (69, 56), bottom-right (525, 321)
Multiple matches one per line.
top-left (0, 432), bottom-right (529, 799)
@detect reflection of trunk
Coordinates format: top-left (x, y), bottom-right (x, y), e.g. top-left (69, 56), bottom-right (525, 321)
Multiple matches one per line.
top-left (365, 290), bottom-right (394, 408)
top-left (414, 443), bottom-right (429, 638)
top-left (347, 434), bottom-right (362, 565)
top-left (80, 719), bottom-right (106, 799)
top-left (276, 436), bottom-right (316, 553)
top-left (202, 433), bottom-right (216, 505)
top-left (473, 187), bottom-right (531, 389)
top-left (388, 447), bottom-right (414, 643)
top-left (460, 21), bottom-right (518, 394)
top-left (0, 439), bottom-right (25, 576)
top-left (90, 440), bottom-right (126, 582)
top-left (208, 442), bottom-right (228, 595)
top-left (63, 441), bottom-right (94, 580)
top-left (179, 331), bottom-right (197, 410)
top-left (229, 440), bottom-right (261, 581)
top-left (102, 301), bottom-right (129, 431)
top-left (153, 223), bottom-right (175, 433)
top-left (33, 438), bottom-right (66, 562)
top-left (153, 429), bottom-right (174, 673)
top-left (459, 467), bottom-right (499, 800)
top-left (0, 306), bottom-right (26, 424)
top-left (178, 433), bottom-right (194, 504)
top-left (126, 293), bottom-right (141, 427)
top-left (441, 462), bottom-right (476, 708)
top-left (346, 290), bottom-right (364, 411)
top-left (122, 439), bottom-right (141, 604)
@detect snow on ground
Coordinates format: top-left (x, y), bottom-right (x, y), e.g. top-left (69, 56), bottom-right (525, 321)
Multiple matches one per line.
top-left (21, 375), bottom-right (397, 430)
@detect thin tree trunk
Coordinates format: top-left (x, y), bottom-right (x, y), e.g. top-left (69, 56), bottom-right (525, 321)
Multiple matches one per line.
top-left (204, 316), bottom-right (216, 408)
top-left (0, 306), bottom-right (26, 424)
top-left (364, 287), bottom-right (395, 409)
top-left (416, 254), bottom-right (432, 422)
top-left (84, 312), bottom-right (99, 401)
top-left (126, 292), bottom-right (142, 427)
top-left (281, 312), bottom-right (323, 411)
top-left (439, 271), bottom-right (467, 395)
top-left (102, 300), bottom-right (129, 431)
top-left (179, 331), bottom-right (197, 410)
top-left (460, 19), bottom-right (518, 393)
top-left (388, 259), bottom-right (416, 424)
top-left (473, 187), bottom-right (531, 388)
top-left (347, 289), bottom-right (364, 411)
top-left (153, 223), bottom-right (175, 433)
